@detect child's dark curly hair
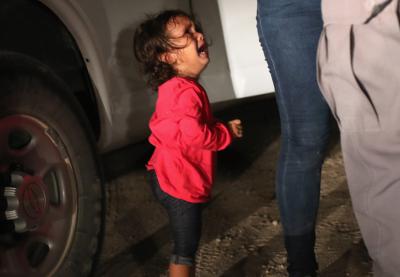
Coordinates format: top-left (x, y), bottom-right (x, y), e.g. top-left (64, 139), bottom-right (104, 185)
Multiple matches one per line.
top-left (133, 10), bottom-right (202, 90)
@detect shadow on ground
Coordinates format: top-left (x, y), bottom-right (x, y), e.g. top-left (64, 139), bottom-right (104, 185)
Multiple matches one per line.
top-left (96, 95), bottom-right (371, 277)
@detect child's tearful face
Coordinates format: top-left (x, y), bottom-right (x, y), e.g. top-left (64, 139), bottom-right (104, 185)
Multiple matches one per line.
top-left (166, 16), bottom-right (209, 79)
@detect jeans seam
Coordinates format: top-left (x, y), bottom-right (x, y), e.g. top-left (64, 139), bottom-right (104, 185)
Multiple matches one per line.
top-left (256, 8), bottom-right (291, 222)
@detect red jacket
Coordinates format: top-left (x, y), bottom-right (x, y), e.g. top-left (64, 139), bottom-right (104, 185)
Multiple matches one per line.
top-left (146, 77), bottom-right (232, 203)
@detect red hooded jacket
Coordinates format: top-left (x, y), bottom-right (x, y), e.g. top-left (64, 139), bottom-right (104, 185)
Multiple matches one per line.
top-left (146, 77), bottom-right (232, 203)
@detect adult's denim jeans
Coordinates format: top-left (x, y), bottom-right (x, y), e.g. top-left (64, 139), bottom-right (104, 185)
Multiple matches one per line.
top-left (257, 0), bottom-right (331, 274)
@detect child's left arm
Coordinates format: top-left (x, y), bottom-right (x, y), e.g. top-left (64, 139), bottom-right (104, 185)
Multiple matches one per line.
top-left (227, 119), bottom-right (243, 138)
top-left (177, 88), bottom-right (232, 151)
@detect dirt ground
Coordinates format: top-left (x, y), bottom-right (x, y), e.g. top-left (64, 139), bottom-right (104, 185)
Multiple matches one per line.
top-left (96, 96), bottom-right (373, 277)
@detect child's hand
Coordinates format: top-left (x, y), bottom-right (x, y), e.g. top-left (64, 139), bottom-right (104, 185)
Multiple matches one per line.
top-left (228, 119), bottom-right (243, 138)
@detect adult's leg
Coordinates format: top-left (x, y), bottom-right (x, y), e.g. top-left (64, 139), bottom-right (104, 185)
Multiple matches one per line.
top-left (257, 0), bottom-right (331, 275)
top-left (318, 1), bottom-right (400, 276)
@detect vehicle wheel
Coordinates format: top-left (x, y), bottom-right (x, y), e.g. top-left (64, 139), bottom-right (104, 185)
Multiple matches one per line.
top-left (0, 53), bottom-right (104, 277)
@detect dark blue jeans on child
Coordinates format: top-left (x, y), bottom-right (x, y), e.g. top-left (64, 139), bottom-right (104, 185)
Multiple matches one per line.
top-left (148, 170), bottom-right (203, 266)
top-left (257, 0), bottom-right (332, 276)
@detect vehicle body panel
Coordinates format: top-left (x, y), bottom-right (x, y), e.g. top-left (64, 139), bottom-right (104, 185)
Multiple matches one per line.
top-left (38, 0), bottom-right (273, 153)
top-left (216, 0), bottom-right (274, 97)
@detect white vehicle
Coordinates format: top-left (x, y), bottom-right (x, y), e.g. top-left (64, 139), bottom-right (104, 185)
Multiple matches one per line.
top-left (0, 0), bottom-right (273, 276)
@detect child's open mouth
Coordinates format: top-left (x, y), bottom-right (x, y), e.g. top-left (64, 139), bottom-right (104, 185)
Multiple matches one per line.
top-left (198, 44), bottom-right (208, 57)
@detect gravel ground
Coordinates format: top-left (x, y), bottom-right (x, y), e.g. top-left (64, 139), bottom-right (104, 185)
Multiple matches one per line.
top-left (96, 95), bottom-right (372, 277)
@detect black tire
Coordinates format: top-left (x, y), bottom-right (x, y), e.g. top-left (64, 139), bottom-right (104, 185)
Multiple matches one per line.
top-left (0, 53), bottom-right (104, 277)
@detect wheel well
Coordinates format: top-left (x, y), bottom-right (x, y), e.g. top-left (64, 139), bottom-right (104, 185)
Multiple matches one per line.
top-left (0, 0), bottom-right (100, 139)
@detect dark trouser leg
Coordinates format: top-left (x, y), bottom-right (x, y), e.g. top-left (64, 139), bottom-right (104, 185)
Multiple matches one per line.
top-left (149, 171), bottom-right (202, 266)
top-left (257, 0), bottom-right (331, 275)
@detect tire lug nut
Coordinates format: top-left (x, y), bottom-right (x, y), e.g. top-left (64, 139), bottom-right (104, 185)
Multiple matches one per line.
top-left (11, 174), bottom-right (24, 187)
top-left (5, 209), bottom-right (18, 220)
top-left (14, 219), bottom-right (27, 233)
top-left (6, 196), bottom-right (19, 210)
top-left (4, 186), bottom-right (16, 197)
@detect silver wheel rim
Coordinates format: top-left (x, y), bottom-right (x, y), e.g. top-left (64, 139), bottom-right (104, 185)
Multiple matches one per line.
top-left (0, 114), bottom-right (78, 277)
